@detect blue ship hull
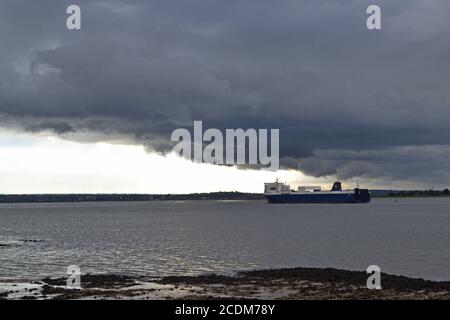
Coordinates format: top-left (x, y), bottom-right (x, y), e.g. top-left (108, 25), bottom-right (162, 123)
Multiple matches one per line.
top-left (265, 189), bottom-right (370, 204)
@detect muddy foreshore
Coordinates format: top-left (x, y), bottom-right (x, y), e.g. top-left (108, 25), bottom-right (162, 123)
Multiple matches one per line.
top-left (1, 267), bottom-right (450, 300)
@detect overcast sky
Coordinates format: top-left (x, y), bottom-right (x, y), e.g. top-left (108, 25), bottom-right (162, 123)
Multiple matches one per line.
top-left (1, 0), bottom-right (450, 193)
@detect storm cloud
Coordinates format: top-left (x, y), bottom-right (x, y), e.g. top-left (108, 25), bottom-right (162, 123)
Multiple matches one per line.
top-left (1, 0), bottom-right (450, 187)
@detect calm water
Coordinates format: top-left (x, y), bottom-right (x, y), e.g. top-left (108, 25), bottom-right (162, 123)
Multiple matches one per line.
top-left (0, 198), bottom-right (449, 281)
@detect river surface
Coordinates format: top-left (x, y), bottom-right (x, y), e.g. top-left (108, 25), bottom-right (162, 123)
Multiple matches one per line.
top-left (0, 198), bottom-right (449, 281)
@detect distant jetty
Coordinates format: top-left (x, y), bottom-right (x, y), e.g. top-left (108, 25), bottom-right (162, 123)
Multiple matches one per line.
top-left (371, 189), bottom-right (450, 198)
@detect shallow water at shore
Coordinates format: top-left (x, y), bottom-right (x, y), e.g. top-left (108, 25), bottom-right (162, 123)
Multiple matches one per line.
top-left (0, 198), bottom-right (449, 281)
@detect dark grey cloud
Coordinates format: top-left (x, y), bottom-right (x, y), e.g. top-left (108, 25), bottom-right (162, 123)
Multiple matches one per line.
top-left (1, 0), bottom-right (450, 187)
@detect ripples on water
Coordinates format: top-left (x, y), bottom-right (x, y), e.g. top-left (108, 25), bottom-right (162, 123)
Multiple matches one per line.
top-left (0, 198), bottom-right (449, 281)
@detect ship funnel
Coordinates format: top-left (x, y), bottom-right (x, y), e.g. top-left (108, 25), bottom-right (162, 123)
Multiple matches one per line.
top-left (331, 181), bottom-right (342, 191)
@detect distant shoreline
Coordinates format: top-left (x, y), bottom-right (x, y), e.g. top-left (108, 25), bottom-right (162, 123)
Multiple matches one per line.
top-left (1, 190), bottom-right (450, 204)
top-left (0, 192), bottom-right (264, 204)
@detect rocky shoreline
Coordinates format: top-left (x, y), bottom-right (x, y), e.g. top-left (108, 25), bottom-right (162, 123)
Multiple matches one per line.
top-left (1, 267), bottom-right (449, 300)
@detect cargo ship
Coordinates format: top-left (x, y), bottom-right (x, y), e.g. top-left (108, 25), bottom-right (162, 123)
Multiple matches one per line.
top-left (264, 180), bottom-right (370, 203)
